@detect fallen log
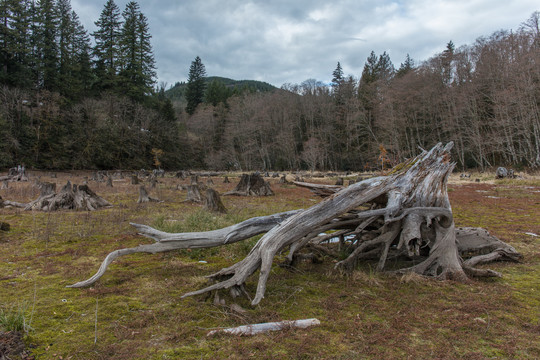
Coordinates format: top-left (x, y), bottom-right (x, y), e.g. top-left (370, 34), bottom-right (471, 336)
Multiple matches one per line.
top-left (70, 143), bottom-right (521, 306)
top-left (207, 318), bottom-right (320, 336)
top-left (292, 181), bottom-right (342, 197)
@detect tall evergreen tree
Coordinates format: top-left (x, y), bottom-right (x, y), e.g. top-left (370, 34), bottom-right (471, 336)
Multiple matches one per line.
top-left (185, 56), bottom-right (206, 115)
top-left (71, 12), bottom-right (93, 97)
top-left (396, 53), bottom-right (414, 77)
top-left (35, 0), bottom-right (59, 90)
top-left (376, 51), bottom-right (394, 82)
top-left (441, 40), bottom-right (455, 85)
top-left (92, 0), bottom-right (122, 91)
top-left (118, 1), bottom-right (155, 100)
top-left (331, 61), bottom-right (343, 85)
top-left (0, 0), bottom-right (33, 86)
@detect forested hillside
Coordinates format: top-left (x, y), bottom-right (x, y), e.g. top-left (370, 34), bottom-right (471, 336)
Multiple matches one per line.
top-left (1, 0), bottom-right (538, 171)
top-left (166, 77), bottom-right (276, 102)
top-left (185, 13), bottom-right (540, 171)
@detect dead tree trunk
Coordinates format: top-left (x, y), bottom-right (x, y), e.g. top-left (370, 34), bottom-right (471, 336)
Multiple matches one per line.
top-left (204, 188), bottom-right (226, 213)
top-left (70, 143), bottom-right (521, 305)
top-left (224, 173), bottom-right (274, 196)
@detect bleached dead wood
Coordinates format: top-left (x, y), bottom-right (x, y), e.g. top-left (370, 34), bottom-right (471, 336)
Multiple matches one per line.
top-left (207, 318), bottom-right (321, 336)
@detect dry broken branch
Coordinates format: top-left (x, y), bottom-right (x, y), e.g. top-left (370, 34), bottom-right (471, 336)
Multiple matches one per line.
top-left (206, 318), bottom-right (320, 336)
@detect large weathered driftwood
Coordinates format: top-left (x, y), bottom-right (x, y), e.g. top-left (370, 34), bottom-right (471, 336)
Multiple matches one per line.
top-left (70, 143), bottom-right (521, 305)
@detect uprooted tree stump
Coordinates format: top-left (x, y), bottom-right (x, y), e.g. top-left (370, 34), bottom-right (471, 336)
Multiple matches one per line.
top-left (69, 143), bottom-right (522, 306)
top-left (224, 173), bottom-right (274, 196)
top-left (204, 188), bottom-right (227, 213)
top-left (1, 181), bottom-right (112, 211)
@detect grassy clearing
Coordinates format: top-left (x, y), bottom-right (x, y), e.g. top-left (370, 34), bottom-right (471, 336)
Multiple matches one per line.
top-left (1, 171), bottom-right (539, 359)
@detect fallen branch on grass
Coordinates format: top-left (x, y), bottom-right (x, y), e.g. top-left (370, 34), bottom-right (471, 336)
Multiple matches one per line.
top-left (206, 318), bottom-right (321, 336)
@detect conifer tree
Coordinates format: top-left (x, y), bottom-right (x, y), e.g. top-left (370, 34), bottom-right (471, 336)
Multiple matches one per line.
top-left (118, 1), bottom-right (155, 100)
top-left (93, 0), bottom-right (122, 91)
top-left (185, 56), bottom-right (206, 115)
top-left (36, 0), bottom-right (59, 90)
top-left (0, 0), bottom-right (33, 87)
top-left (331, 61), bottom-right (343, 85)
top-left (396, 53), bottom-right (414, 77)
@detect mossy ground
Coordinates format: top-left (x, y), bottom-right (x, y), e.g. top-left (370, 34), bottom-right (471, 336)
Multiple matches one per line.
top-left (1, 171), bottom-right (539, 359)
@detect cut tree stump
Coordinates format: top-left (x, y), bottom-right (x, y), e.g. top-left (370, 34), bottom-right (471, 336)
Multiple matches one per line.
top-left (224, 173), bottom-right (274, 196)
top-left (131, 174), bottom-right (139, 185)
top-left (70, 143), bottom-right (521, 306)
top-left (185, 184), bottom-right (205, 203)
top-left (137, 185), bottom-right (160, 203)
top-left (204, 188), bottom-right (226, 213)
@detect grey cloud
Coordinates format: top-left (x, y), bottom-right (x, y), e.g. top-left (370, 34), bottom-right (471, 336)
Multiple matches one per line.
top-left (72, 0), bottom-right (538, 87)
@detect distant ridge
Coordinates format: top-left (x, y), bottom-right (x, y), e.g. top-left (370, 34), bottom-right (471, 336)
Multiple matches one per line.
top-left (165, 76), bottom-right (277, 101)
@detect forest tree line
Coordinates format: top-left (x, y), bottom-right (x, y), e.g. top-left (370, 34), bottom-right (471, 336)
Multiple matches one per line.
top-left (1, 0), bottom-right (539, 171)
top-left (184, 12), bottom-right (540, 172)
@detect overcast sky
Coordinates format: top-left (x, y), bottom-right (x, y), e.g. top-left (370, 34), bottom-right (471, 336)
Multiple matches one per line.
top-left (71, 0), bottom-right (538, 88)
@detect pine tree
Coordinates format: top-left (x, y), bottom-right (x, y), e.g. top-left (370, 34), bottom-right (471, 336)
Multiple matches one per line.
top-left (441, 40), bottom-right (454, 85)
top-left (396, 53), bottom-right (414, 77)
top-left (331, 61), bottom-right (343, 85)
top-left (118, 1), bottom-right (155, 100)
top-left (376, 51), bottom-right (394, 82)
top-left (0, 0), bottom-right (33, 86)
top-left (35, 0), bottom-right (59, 90)
top-left (93, 0), bottom-right (122, 91)
top-left (72, 12), bottom-right (93, 96)
top-left (185, 56), bottom-right (206, 115)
